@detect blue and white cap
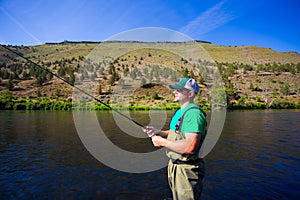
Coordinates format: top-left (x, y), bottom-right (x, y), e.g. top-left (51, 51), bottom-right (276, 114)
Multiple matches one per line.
top-left (169, 78), bottom-right (200, 94)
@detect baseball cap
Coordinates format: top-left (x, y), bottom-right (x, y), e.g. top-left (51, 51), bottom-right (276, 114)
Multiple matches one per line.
top-left (169, 78), bottom-right (200, 94)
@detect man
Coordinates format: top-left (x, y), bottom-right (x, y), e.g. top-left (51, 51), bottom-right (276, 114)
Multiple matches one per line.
top-left (145, 78), bottom-right (206, 200)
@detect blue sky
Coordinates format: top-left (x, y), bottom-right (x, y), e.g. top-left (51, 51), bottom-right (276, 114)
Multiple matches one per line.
top-left (1, 0), bottom-right (299, 53)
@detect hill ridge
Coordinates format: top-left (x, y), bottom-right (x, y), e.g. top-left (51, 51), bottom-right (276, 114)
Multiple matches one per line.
top-left (0, 41), bottom-right (299, 110)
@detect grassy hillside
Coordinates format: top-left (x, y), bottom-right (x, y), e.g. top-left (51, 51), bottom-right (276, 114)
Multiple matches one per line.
top-left (0, 41), bottom-right (299, 110)
top-left (201, 43), bottom-right (300, 64)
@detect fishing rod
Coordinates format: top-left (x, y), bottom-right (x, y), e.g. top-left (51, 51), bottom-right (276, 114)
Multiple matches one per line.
top-left (1, 44), bottom-right (145, 128)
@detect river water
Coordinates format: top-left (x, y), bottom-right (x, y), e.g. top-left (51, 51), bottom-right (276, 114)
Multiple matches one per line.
top-left (0, 110), bottom-right (299, 199)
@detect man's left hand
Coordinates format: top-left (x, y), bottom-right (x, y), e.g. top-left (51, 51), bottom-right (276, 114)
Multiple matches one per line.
top-left (151, 135), bottom-right (164, 147)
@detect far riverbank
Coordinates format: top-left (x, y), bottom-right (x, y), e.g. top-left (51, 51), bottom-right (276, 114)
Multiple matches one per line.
top-left (1, 95), bottom-right (299, 111)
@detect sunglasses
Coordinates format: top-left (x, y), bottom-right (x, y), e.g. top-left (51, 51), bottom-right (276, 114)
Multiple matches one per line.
top-left (174, 88), bottom-right (188, 93)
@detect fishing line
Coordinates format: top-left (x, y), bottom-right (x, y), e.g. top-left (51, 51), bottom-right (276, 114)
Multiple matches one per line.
top-left (1, 45), bottom-right (145, 128)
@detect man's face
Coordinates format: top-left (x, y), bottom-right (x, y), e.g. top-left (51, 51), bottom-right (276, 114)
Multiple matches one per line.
top-left (173, 88), bottom-right (191, 102)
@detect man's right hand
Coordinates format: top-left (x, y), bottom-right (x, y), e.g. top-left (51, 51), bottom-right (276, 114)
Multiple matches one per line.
top-left (142, 126), bottom-right (160, 137)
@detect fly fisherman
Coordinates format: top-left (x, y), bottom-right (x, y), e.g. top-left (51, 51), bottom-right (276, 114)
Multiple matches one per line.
top-left (144, 78), bottom-right (207, 200)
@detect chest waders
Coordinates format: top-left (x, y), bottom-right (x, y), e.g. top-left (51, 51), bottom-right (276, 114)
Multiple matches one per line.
top-left (166, 106), bottom-right (206, 163)
top-left (166, 106), bottom-right (206, 200)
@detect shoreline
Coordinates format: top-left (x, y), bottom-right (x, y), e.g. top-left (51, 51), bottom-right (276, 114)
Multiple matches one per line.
top-left (1, 96), bottom-right (299, 111)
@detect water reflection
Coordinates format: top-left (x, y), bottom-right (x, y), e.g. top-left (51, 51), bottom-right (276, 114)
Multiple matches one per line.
top-left (1, 110), bottom-right (300, 199)
top-left (203, 110), bottom-right (300, 199)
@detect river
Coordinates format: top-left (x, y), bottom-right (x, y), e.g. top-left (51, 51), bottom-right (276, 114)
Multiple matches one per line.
top-left (0, 110), bottom-right (299, 199)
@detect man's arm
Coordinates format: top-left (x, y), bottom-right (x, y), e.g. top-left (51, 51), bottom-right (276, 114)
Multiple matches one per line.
top-left (151, 132), bottom-right (201, 154)
top-left (157, 130), bottom-right (169, 138)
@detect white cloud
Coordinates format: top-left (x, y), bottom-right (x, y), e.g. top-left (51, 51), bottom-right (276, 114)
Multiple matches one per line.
top-left (179, 1), bottom-right (235, 38)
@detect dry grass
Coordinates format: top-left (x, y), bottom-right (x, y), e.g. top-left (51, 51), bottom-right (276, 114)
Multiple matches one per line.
top-left (1, 41), bottom-right (300, 109)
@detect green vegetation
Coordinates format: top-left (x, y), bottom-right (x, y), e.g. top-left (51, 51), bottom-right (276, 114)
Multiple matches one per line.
top-left (1, 41), bottom-right (300, 111)
top-left (0, 91), bottom-right (72, 110)
top-left (0, 92), bottom-right (183, 111)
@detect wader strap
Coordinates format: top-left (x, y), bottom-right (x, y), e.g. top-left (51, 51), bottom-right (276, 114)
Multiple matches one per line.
top-left (172, 158), bottom-right (202, 165)
top-left (175, 106), bottom-right (206, 132)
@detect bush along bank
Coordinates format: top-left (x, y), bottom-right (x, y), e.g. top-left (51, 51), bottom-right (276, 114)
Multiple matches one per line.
top-left (0, 94), bottom-right (181, 111)
top-left (0, 96), bottom-right (73, 111)
top-left (0, 94), bottom-right (298, 111)
top-left (227, 97), bottom-right (300, 109)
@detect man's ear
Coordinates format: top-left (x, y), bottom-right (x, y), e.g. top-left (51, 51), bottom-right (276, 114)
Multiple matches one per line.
top-left (187, 91), bottom-right (195, 98)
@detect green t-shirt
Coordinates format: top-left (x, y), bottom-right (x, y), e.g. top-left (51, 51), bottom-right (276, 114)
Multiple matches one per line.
top-left (169, 103), bottom-right (206, 136)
